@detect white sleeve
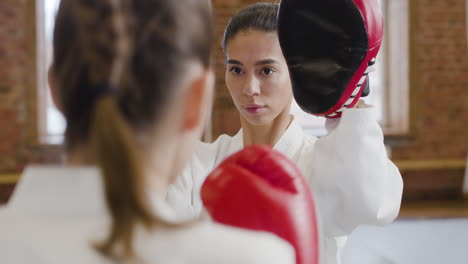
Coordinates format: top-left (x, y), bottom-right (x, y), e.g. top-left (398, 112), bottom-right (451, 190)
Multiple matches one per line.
top-left (312, 107), bottom-right (403, 237)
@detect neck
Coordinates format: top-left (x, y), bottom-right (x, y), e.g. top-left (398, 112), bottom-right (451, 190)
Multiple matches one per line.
top-left (143, 134), bottom-right (182, 198)
top-left (241, 110), bottom-right (293, 147)
top-left (143, 155), bottom-right (173, 198)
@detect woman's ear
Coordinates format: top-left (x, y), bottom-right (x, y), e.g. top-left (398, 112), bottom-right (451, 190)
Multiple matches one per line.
top-left (48, 66), bottom-right (64, 113)
top-left (182, 69), bottom-right (214, 132)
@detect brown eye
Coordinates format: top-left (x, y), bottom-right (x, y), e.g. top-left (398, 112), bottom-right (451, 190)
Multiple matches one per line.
top-left (261, 68), bottom-right (275, 75)
top-left (229, 67), bottom-right (243, 75)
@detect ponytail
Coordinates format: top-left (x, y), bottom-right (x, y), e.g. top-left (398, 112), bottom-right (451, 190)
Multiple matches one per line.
top-left (91, 96), bottom-right (154, 259)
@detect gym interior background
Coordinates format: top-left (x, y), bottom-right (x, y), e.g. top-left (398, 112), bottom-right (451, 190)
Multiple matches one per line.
top-left (0, 0), bottom-right (467, 263)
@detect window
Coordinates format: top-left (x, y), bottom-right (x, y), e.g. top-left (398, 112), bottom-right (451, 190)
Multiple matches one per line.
top-left (291, 0), bottom-right (410, 137)
top-left (37, 0), bottom-right (65, 144)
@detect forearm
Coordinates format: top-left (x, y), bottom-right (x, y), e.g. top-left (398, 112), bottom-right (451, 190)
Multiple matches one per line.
top-left (312, 107), bottom-right (403, 236)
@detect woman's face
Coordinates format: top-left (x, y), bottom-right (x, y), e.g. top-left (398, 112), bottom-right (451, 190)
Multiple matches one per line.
top-left (225, 30), bottom-right (293, 126)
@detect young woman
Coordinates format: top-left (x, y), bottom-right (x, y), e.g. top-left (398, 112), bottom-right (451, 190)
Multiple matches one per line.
top-left (166, 3), bottom-right (404, 264)
top-left (0, 1), bottom-right (295, 263)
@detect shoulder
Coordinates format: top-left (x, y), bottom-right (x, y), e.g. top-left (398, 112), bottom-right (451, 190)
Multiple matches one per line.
top-left (0, 210), bottom-right (110, 264)
top-left (0, 209), bottom-right (43, 262)
top-left (142, 221), bottom-right (295, 264)
top-left (0, 207), bottom-right (18, 234)
top-left (188, 222), bottom-right (295, 264)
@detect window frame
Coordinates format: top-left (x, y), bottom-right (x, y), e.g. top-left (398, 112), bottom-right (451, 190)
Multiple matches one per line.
top-left (35, 0), bottom-right (65, 145)
top-left (36, 0), bottom-right (48, 144)
top-left (381, 0), bottom-right (410, 136)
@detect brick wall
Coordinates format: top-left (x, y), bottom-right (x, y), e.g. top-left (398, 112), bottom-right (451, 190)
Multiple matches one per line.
top-left (391, 0), bottom-right (468, 201)
top-left (0, 0), bottom-right (63, 204)
top-left (0, 0), bottom-right (31, 174)
top-left (392, 0), bottom-right (468, 160)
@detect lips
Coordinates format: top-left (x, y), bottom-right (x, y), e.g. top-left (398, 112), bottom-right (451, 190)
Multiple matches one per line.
top-left (243, 104), bottom-right (266, 114)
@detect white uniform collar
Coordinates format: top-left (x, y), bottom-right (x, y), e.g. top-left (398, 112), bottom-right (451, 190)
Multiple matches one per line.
top-left (273, 117), bottom-right (305, 161)
top-left (231, 117), bottom-right (305, 161)
top-left (231, 129), bottom-right (244, 151)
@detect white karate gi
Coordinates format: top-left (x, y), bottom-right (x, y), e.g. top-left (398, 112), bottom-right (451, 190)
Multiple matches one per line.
top-left (166, 108), bottom-right (404, 264)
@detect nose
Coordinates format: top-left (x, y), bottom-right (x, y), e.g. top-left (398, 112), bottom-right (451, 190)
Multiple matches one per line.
top-left (242, 74), bottom-right (261, 96)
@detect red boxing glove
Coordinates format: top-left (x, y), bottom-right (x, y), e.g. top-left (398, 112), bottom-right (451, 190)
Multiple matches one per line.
top-left (201, 145), bottom-right (319, 264)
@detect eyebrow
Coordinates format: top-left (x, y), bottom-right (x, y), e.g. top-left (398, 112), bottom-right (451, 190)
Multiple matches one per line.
top-left (226, 59), bottom-right (280, 66)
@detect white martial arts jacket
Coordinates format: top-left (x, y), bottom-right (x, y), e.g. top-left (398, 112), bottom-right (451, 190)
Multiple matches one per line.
top-left (0, 166), bottom-right (295, 264)
top-left (166, 108), bottom-right (404, 264)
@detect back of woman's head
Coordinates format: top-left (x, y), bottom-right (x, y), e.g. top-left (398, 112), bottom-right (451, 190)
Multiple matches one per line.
top-left (52, 0), bottom-right (213, 260)
top-left (223, 3), bottom-right (279, 53)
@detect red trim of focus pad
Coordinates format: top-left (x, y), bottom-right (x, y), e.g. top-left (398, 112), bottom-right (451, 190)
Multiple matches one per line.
top-left (353, 0), bottom-right (384, 48)
top-left (318, 0), bottom-right (383, 117)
